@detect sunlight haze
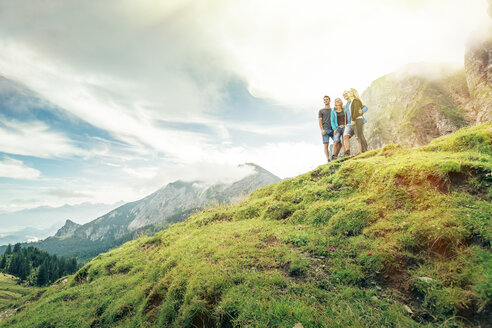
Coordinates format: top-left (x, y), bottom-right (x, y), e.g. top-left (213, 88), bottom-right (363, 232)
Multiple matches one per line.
top-left (0, 0), bottom-right (488, 213)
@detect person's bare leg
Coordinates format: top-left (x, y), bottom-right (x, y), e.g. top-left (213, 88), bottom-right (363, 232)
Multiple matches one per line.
top-left (323, 144), bottom-right (330, 162)
top-left (333, 142), bottom-right (342, 159)
top-left (343, 135), bottom-right (351, 156)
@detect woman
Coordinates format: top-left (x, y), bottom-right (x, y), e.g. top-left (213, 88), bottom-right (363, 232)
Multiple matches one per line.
top-left (330, 98), bottom-right (345, 160)
top-left (349, 88), bottom-right (368, 153)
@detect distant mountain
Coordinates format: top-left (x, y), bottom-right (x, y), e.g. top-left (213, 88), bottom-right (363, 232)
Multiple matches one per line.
top-left (0, 164), bottom-right (280, 262)
top-left (0, 224), bottom-right (61, 245)
top-left (54, 219), bottom-right (81, 237)
top-left (0, 202), bottom-right (123, 238)
top-left (74, 163), bottom-right (280, 242)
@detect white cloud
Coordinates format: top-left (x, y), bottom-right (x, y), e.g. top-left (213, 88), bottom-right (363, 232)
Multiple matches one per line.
top-left (45, 189), bottom-right (91, 199)
top-left (0, 118), bottom-right (86, 158)
top-left (0, 0), bottom-right (488, 213)
top-left (0, 0), bottom-right (486, 154)
top-left (215, 141), bottom-right (325, 179)
top-left (0, 157), bottom-right (41, 180)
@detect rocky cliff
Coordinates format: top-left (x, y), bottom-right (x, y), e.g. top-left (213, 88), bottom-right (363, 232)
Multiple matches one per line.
top-left (362, 64), bottom-right (470, 149)
top-left (54, 219), bottom-right (81, 237)
top-left (363, 4), bottom-right (491, 149)
top-left (464, 1), bottom-right (492, 124)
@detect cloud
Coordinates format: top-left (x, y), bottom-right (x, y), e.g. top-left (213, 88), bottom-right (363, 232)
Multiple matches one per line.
top-left (0, 118), bottom-right (86, 158)
top-left (0, 0), bottom-right (486, 150)
top-left (0, 0), bottom-right (233, 123)
top-left (152, 161), bottom-right (257, 185)
top-left (214, 0), bottom-right (488, 110)
top-left (0, 0), bottom-right (486, 148)
top-left (0, 157), bottom-right (41, 180)
top-left (0, 0), bottom-right (488, 213)
top-left (215, 141), bottom-right (325, 179)
top-left (45, 189), bottom-right (91, 199)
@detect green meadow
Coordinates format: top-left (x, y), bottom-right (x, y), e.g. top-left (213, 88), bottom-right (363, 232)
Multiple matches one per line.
top-left (0, 273), bottom-right (41, 312)
top-left (1, 123), bottom-right (490, 328)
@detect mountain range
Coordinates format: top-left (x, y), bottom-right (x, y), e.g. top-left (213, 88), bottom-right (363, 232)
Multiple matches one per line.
top-left (0, 202), bottom-right (123, 245)
top-left (0, 163), bottom-right (280, 262)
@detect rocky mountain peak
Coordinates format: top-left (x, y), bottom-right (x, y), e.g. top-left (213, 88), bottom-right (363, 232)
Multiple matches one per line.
top-left (54, 219), bottom-right (81, 237)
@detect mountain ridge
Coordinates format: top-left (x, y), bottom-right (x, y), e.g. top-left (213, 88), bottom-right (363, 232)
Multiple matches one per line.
top-left (54, 220), bottom-right (81, 238)
top-left (0, 163), bottom-right (280, 262)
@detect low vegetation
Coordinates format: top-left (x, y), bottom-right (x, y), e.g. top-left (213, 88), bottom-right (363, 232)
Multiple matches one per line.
top-left (0, 273), bottom-right (40, 310)
top-left (1, 123), bottom-right (490, 327)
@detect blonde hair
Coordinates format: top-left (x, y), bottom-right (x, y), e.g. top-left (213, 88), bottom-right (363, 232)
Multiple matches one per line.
top-left (334, 98), bottom-right (344, 110)
top-left (349, 88), bottom-right (364, 107)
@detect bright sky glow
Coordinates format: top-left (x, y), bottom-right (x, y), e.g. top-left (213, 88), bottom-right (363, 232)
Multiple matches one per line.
top-left (0, 0), bottom-right (489, 217)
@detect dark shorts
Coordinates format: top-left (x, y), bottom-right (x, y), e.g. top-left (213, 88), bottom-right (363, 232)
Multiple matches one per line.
top-left (322, 128), bottom-right (333, 144)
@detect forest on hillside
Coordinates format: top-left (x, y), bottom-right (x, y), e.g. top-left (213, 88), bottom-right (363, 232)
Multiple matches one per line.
top-left (0, 243), bottom-right (80, 287)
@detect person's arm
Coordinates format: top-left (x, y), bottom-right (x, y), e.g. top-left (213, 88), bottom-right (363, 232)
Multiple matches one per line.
top-left (318, 116), bottom-right (326, 135)
top-left (362, 105), bottom-right (368, 123)
top-left (344, 105), bottom-right (350, 125)
top-left (331, 109), bottom-right (338, 132)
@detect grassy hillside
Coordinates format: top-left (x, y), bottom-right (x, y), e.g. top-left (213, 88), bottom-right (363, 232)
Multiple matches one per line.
top-left (1, 124), bottom-right (491, 328)
top-left (0, 273), bottom-right (41, 312)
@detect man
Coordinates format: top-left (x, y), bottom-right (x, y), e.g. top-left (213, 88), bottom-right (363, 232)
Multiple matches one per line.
top-left (318, 95), bottom-right (334, 162)
top-left (343, 90), bottom-right (368, 155)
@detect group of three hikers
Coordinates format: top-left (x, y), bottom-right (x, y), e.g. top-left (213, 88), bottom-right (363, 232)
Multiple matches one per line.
top-left (318, 88), bottom-right (368, 162)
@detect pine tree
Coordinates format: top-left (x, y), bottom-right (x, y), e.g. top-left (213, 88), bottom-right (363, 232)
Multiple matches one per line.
top-left (7, 255), bottom-right (19, 276)
top-left (70, 258), bottom-right (78, 272)
top-left (1, 244), bottom-right (78, 285)
top-left (18, 257), bottom-right (30, 280)
top-left (0, 255), bottom-right (6, 270)
top-left (4, 244), bottom-right (12, 255)
top-left (13, 243), bottom-right (21, 253)
top-left (37, 263), bottom-right (48, 286)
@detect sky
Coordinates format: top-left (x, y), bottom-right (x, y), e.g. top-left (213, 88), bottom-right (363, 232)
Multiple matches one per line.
top-left (0, 0), bottom-right (489, 215)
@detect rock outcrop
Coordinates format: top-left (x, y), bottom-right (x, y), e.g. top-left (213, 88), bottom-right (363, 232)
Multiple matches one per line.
top-left (464, 2), bottom-right (492, 124)
top-left (54, 219), bottom-right (81, 237)
top-left (362, 3), bottom-right (491, 149)
top-left (362, 64), bottom-right (470, 149)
